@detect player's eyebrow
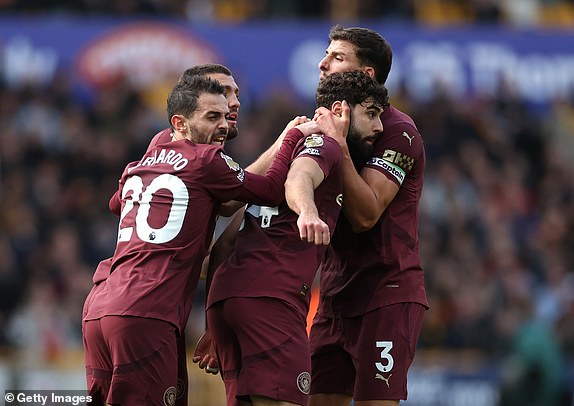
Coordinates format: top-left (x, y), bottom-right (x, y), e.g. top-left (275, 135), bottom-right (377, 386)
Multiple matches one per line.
top-left (223, 84), bottom-right (239, 96)
top-left (362, 100), bottom-right (384, 112)
top-left (327, 50), bottom-right (346, 57)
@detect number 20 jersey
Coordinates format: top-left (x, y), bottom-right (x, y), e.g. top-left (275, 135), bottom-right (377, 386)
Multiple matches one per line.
top-left (83, 137), bottom-right (292, 333)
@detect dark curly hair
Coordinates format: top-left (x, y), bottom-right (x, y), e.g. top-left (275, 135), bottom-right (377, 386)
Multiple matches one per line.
top-left (315, 70), bottom-right (389, 110)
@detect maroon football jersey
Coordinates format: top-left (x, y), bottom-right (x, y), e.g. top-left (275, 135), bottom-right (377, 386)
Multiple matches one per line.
top-left (146, 128), bottom-right (172, 153)
top-left (318, 105), bottom-right (429, 318)
top-left (83, 131), bottom-right (300, 333)
top-left (207, 135), bottom-right (343, 318)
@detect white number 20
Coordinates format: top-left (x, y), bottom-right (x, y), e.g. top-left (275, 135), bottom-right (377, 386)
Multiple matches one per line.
top-left (118, 174), bottom-right (189, 244)
top-left (375, 341), bottom-right (394, 373)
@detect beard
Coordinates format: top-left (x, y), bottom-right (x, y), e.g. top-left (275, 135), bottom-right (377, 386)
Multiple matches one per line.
top-left (227, 124), bottom-right (238, 140)
top-left (347, 123), bottom-right (374, 170)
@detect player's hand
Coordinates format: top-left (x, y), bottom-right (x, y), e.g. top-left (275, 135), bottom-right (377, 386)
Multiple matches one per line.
top-left (297, 211), bottom-right (330, 245)
top-left (192, 331), bottom-right (220, 375)
top-left (314, 101), bottom-right (350, 147)
top-left (278, 115), bottom-right (310, 142)
top-left (287, 115), bottom-right (311, 129)
top-left (295, 120), bottom-right (322, 137)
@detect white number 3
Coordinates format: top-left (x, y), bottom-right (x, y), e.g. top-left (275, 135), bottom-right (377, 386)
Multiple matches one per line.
top-left (375, 341), bottom-right (394, 373)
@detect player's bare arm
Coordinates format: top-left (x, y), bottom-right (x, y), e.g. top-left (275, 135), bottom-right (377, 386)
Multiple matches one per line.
top-left (219, 117), bottom-right (317, 217)
top-left (285, 156), bottom-right (330, 246)
top-left (349, 166), bottom-right (399, 232)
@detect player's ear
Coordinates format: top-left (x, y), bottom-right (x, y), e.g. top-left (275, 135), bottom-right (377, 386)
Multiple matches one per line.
top-left (331, 100), bottom-right (343, 117)
top-left (363, 66), bottom-right (375, 80)
top-left (171, 115), bottom-right (187, 133)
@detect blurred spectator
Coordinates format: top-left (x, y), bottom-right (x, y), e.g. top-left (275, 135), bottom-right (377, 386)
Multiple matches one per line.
top-left (0, 8), bottom-right (572, 404)
top-left (1, 56), bottom-right (573, 364)
top-left (0, 0), bottom-right (572, 26)
top-left (498, 296), bottom-right (565, 406)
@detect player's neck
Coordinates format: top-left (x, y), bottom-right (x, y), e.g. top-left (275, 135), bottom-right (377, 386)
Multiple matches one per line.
top-left (171, 131), bottom-right (187, 142)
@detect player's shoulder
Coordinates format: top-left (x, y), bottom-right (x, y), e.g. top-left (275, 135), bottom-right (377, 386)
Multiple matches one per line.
top-left (298, 133), bottom-right (340, 149)
top-left (157, 141), bottom-right (224, 170)
top-left (173, 140), bottom-right (220, 158)
top-left (377, 106), bottom-right (423, 152)
top-left (296, 134), bottom-right (342, 160)
top-left (321, 135), bottom-right (344, 161)
top-left (381, 105), bottom-right (420, 137)
top-left (147, 128), bottom-right (172, 151)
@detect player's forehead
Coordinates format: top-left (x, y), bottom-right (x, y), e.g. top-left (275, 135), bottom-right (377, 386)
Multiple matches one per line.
top-left (207, 72), bottom-right (239, 94)
top-left (326, 40), bottom-right (359, 60)
top-left (355, 96), bottom-right (384, 113)
top-left (195, 92), bottom-right (229, 115)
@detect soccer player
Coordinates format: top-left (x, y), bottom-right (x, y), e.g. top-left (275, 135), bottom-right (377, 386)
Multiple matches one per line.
top-left (144, 63), bottom-right (309, 405)
top-left (308, 25), bottom-right (428, 406)
top-left (206, 71), bottom-right (388, 406)
top-left (82, 76), bottom-right (309, 406)
top-left (146, 64), bottom-right (241, 150)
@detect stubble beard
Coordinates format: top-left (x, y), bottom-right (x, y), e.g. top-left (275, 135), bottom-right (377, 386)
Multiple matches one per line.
top-left (346, 124), bottom-right (374, 170)
top-left (227, 125), bottom-right (238, 140)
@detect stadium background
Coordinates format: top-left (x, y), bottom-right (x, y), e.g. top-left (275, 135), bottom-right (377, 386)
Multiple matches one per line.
top-left (1, 1), bottom-right (574, 405)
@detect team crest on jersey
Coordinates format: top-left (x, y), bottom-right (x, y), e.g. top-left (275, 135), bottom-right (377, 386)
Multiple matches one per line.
top-left (297, 371), bottom-right (311, 394)
top-left (304, 135), bottom-right (323, 148)
top-left (163, 386), bottom-right (177, 406)
top-left (220, 152), bottom-right (241, 171)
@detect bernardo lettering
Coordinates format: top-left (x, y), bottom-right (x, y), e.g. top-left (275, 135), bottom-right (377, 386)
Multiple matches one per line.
top-left (128, 148), bottom-right (188, 173)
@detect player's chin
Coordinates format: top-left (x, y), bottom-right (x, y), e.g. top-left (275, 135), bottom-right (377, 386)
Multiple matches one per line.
top-left (226, 126), bottom-right (238, 140)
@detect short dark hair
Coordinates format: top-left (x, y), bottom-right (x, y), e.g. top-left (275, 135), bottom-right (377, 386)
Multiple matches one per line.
top-left (167, 76), bottom-right (224, 128)
top-left (329, 25), bottom-right (392, 85)
top-left (316, 70), bottom-right (388, 110)
top-left (178, 64), bottom-right (233, 86)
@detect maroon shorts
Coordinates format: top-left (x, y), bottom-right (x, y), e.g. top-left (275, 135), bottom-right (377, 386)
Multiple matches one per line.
top-left (83, 316), bottom-right (178, 406)
top-left (309, 303), bottom-right (426, 401)
top-left (175, 332), bottom-right (188, 406)
top-left (207, 297), bottom-right (311, 406)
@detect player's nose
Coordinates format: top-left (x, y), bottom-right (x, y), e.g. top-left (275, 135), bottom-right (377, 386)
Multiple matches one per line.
top-left (228, 93), bottom-right (240, 111)
top-left (318, 56), bottom-right (328, 72)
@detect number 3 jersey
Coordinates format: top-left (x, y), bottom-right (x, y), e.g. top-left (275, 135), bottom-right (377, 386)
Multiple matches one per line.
top-left (318, 105), bottom-right (429, 318)
top-left (207, 135), bottom-right (343, 319)
top-left (83, 133), bottom-right (300, 333)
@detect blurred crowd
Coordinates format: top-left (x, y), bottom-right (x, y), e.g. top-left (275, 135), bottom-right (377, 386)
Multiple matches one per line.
top-left (0, 6), bottom-right (573, 404)
top-left (1, 0), bottom-right (574, 27)
top-left (1, 62), bottom-right (574, 367)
